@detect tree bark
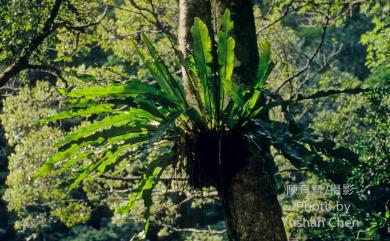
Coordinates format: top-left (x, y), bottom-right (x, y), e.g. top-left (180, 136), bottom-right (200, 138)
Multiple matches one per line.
top-left (219, 147), bottom-right (288, 241)
top-left (210, 2), bottom-right (286, 239)
top-left (178, 1), bottom-right (288, 240)
top-left (211, 0), bottom-right (259, 85)
top-left (178, 0), bottom-right (214, 103)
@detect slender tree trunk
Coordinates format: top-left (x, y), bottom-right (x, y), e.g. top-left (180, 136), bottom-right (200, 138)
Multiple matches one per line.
top-left (178, 1), bottom-right (287, 240)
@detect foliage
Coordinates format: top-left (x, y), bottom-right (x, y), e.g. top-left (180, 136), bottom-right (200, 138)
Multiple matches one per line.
top-left (0, 122), bottom-right (11, 240)
top-left (35, 8), bottom-right (369, 239)
top-left (36, 9), bottom-right (272, 234)
top-left (1, 82), bottom-right (89, 239)
top-left (1, 1), bottom-right (389, 240)
top-left (0, 0), bottom-right (105, 64)
top-left (58, 219), bottom-right (137, 241)
top-left (279, 65), bottom-right (390, 240)
top-left (255, 2), bottom-right (390, 239)
top-left (360, 1), bottom-right (389, 70)
top-left (0, 81), bottom-right (154, 241)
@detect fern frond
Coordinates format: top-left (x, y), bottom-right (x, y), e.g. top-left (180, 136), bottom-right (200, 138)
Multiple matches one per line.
top-left (55, 109), bottom-right (159, 148)
top-left (218, 10), bottom-right (243, 109)
top-left (191, 18), bottom-right (215, 120)
top-left (38, 104), bottom-right (116, 125)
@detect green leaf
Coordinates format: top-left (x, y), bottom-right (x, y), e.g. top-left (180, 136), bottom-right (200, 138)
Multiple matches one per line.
top-left (160, 37), bottom-right (207, 121)
top-left (241, 42), bottom-right (275, 117)
top-left (135, 96), bottom-right (166, 119)
top-left (217, 10), bottom-right (243, 107)
top-left (43, 130), bottom-right (149, 180)
top-left (55, 109), bottom-right (160, 147)
top-left (92, 131), bottom-right (152, 177)
top-left (106, 129), bottom-right (148, 145)
top-left (191, 18), bottom-right (214, 113)
top-left (68, 81), bottom-right (177, 107)
top-left (55, 150), bottom-right (95, 175)
top-left (55, 86), bottom-right (71, 97)
top-left (115, 166), bottom-right (160, 215)
top-left (223, 81), bottom-right (243, 107)
top-left (65, 98), bottom-right (98, 108)
top-left (133, 40), bottom-right (174, 96)
top-left (94, 143), bottom-right (134, 176)
top-left (141, 34), bottom-right (187, 106)
top-left (68, 70), bottom-right (98, 82)
top-left (218, 10), bottom-right (235, 84)
top-left (55, 115), bottom-right (130, 147)
top-left (242, 89), bottom-right (261, 117)
top-left (35, 138), bottom-right (105, 178)
top-left (67, 158), bottom-right (105, 192)
top-left (65, 140), bottom-right (143, 193)
top-left (256, 41), bottom-right (271, 88)
top-left (135, 110), bottom-right (182, 161)
top-left (38, 104), bottom-right (116, 124)
top-left (115, 153), bottom-right (172, 236)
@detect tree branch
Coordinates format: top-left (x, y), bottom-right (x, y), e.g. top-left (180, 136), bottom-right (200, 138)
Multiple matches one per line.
top-left (63, 5), bottom-right (108, 32)
top-left (275, 17), bottom-right (329, 93)
top-left (171, 191), bottom-right (219, 210)
top-left (0, 0), bottom-right (63, 86)
top-left (294, 43), bottom-right (343, 95)
top-left (294, 87), bottom-right (369, 102)
top-left (263, 87), bottom-right (369, 112)
top-left (162, 224), bottom-right (226, 234)
top-left (0, 1), bottom-right (107, 86)
top-left (100, 174), bottom-right (188, 181)
top-left (256, 0), bottom-right (295, 34)
top-left (26, 64), bottom-right (67, 85)
top-left (124, 0), bottom-right (176, 41)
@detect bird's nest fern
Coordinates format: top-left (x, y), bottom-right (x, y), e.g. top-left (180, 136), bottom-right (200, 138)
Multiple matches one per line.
top-left (35, 9), bottom-right (359, 235)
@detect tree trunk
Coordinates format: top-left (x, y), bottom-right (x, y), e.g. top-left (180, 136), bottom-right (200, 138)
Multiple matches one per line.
top-left (178, 1), bottom-right (287, 240)
top-left (211, 0), bottom-right (259, 85)
top-left (218, 147), bottom-right (287, 241)
top-left (178, 0), bottom-right (214, 103)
